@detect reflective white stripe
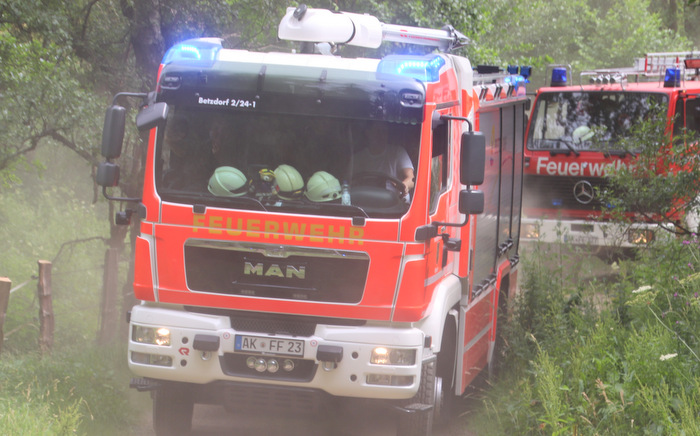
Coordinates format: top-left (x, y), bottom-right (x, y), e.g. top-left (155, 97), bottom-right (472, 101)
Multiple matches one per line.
top-left (464, 324), bottom-right (490, 351)
top-left (423, 260), bottom-right (454, 287)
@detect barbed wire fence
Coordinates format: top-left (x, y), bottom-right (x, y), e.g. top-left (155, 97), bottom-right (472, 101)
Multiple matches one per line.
top-left (1, 235), bottom-right (114, 355)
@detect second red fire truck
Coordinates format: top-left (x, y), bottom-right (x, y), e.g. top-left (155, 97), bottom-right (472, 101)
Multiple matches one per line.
top-left (96, 5), bottom-right (530, 435)
top-left (522, 52), bottom-right (700, 250)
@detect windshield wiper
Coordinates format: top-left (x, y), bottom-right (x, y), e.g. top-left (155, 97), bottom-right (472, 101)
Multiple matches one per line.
top-left (560, 141), bottom-right (580, 156)
top-left (296, 202), bottom-right (370, 219)
top-left (326, 203), bottom-right (370, 218)
top-left (261, 199), bottom-right (370, 219)
top-left (602, 149), bottom-right (637, 158)
top-left (543, 139), bottom-right (580, 156)
top-left (161, 191), bottom-right (268, 211)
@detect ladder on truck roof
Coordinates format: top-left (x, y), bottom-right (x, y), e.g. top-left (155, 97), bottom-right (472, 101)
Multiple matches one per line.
top-left (637, 51), bottom-right (700, 75)
top-left (567, 51), bottom-right (700, 86)
top-left (278, 4), bottom-right (470, 52)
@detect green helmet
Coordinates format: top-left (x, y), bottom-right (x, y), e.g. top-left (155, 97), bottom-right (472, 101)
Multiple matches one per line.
top-left (305, 171), bottom-right (341, 202)
top-left (208, 166), bottom-right (249, 197)
top-left (572, 125), bottom-right (594, 143)
top-left (274, 164), bottom-right (304, 199)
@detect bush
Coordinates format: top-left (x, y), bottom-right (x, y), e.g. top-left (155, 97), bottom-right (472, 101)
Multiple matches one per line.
top-left (469, 236), bottom-right (700, 435)
top-left (0, 345), bottom-right (137, 435)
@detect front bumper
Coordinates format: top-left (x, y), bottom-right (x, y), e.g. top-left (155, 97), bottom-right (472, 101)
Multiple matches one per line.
top-left (128, 304), bottom-right (425, 400)
top-left (520, 217), bottom-right (658, 248)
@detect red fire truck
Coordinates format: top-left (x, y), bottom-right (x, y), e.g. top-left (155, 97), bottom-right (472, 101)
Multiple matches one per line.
top-left (522, 52), bottom-right (700, 249)
top-left (96, 5), bottom-right (529, 435)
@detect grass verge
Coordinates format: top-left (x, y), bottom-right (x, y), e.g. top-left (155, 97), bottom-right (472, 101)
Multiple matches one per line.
top-left (0, 344), bottom-right (140, 435)
top-left (465, 236), bottom-right (700, 435)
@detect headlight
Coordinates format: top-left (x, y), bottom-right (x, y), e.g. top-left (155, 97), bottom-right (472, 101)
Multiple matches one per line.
top-left (628, 228), bottom-right (654, 244)
top-left (132, 325), bottom-right (171, 346)
top-left (370, 347), bottom-right (416, 366)
top-left (522, 223), bottom-right (540, 239)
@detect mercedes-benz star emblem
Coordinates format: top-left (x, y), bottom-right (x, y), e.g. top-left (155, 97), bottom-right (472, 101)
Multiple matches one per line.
top-left (573, 180), bottom-right (595, 204)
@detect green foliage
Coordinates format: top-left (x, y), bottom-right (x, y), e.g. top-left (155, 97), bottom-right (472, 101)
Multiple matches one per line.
top-left (578, 0), bottom-right (690, 69)
top-left (0, 399), bottom-right (82, 436)
top-left (480, 0), bottom-right (690, 72)
top-left (0, 345), bottom-right (136, 435)
top-left (597, 106), bottom-right (700, 236)
top-left (0, 31), bottom-right (96, 174)
top-left (0, 146), bottom-right (108, 352)
top-left (469, 236), bottom-right (700, 435)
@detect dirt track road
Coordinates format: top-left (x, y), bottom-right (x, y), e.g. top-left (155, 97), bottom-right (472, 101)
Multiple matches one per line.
top-left (135, 394), bottom-right (478, 436)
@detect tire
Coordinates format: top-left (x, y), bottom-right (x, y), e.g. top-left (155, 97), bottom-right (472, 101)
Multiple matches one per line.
top-left (153, 383), bottom-right (195, 436)
top-left (435, 317), bottom-right (457, 428)
top-left (396, 360), bottom-right (436, 436)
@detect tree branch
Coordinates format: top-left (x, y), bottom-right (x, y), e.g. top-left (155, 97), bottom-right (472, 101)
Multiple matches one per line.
top-left (47, 130), bottom-right (98, 165)
top-left (52, 236), bottom-right (108, 263)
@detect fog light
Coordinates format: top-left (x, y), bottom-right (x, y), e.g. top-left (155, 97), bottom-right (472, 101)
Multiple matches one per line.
top-left (246, 356), bottom-right (257, 369)
top-left (254, 357), bottom-right (267, 372)
top-left (282, 359), bottom-right (295, 372)
top-left (267, 359), bottom-right (279, 373)
top-left (370, 347), bottom-right (416, 366)
top-left (132, 325), bottom-right (171, 346)
top-left (131, 351), bottom-right (173, 367)
top-left (366, 374), bottom-right (414, 386)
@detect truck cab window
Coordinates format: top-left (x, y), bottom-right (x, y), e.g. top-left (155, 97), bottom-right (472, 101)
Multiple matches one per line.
top-left (157, 109), bottom-right (420, 218)
top-left (429, 121), bottom-right (449, 214)
top-left (675, 96), bottom-right (700, 136)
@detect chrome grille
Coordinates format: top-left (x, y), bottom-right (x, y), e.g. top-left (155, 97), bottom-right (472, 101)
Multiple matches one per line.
top-left (523, 174), bottom-right (608, 211)
top-left (184, 240), bottom-right (369, 303)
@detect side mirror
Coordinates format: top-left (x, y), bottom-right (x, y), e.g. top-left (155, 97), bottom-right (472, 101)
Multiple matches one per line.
top-left (458, 190), bottom-right (484, 215)
top-left (101, 105), bottom-right (126, 159)
top-left (136, 102), bottom-right (169, 131)
top-left (460, 131), bottom-right (485, 186)
top-left (96, 162), bottom-right (120, 187)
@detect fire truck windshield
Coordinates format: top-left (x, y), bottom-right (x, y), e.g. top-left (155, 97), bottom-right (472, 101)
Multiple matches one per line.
top-left (155, 107), bottom-right (420, 218)
top-left (527, 91), bottom-right (667, 153)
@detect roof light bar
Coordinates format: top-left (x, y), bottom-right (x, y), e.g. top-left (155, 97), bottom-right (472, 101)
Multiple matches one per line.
top-left (664, 67), bottom-right (681, 87)
top-left (162, 38), bottom-right (222, 67)
top-left (377, 55), bottom-right (446, 82)
top-left (551, 68), bottom-right (568, 87)
top-left (588, 73), bottom-right (627, 85)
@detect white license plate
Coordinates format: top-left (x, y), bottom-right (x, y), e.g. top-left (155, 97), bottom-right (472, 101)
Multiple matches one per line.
top-left (564, 233), bottom-right (597, 245)
top-left (234, 335), bottom-right (304, 356)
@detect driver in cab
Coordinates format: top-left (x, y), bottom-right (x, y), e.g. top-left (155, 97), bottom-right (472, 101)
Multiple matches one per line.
top-left (351, 122), bottom-right (415, 201)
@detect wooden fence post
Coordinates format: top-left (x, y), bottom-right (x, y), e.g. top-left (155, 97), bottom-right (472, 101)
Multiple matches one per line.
top-left (38, 260), bottom-right (54, 354)
top-left (0, 277), bottom-right (11, 354)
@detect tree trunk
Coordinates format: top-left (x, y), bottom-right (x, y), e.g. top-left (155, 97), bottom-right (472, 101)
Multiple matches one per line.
top-left (668, 0), bottom-right (678, 32)
top-left (129, 0), bottom-right (165, 83)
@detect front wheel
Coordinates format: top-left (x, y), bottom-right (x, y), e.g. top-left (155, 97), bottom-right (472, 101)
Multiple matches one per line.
top-left (153, 382), bottom-right (195, 436)
top-left (396, 359), bottom-right (436, 436)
